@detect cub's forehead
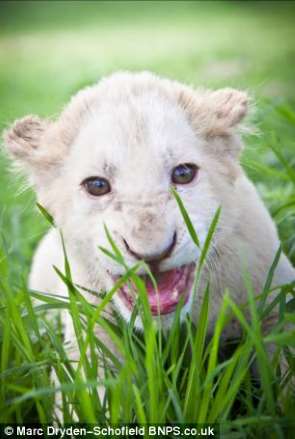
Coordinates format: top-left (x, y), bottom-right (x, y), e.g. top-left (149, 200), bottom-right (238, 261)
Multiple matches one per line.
top-left (68, 93), bottom-right (200, 173)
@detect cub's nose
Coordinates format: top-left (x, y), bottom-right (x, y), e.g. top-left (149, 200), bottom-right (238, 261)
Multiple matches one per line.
top-left (123, 231), bottom-right (177, 264)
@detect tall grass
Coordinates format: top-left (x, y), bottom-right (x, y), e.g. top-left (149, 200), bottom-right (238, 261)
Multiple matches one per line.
top-left (1, 106), bottom-right (295, 436)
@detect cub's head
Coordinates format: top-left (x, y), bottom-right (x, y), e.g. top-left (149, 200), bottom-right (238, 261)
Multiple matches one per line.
top-left (3, 71), bottom-right (249, 327)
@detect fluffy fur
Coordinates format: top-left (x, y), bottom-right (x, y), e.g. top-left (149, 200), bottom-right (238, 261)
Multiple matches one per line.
top-left (3, 71), bottom-right (295, 408)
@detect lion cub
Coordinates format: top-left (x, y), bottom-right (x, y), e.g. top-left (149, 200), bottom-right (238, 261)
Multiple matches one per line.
top-left (4, 71), bottom-right (294, 373)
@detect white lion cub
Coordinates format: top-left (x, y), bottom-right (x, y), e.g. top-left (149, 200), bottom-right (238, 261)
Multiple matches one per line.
top-left (4, 71), bottom-right (294, 367)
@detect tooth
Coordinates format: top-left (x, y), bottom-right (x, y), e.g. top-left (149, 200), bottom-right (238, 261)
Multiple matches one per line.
top-left (172, 289), bottom-right (178, 300)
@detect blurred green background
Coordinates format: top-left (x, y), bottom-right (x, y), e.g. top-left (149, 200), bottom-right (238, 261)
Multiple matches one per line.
top-left (0, 0), bottom-right (295, 283)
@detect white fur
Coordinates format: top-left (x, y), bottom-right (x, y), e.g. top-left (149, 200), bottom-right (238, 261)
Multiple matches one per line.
top-left (3, 72), bottom-right (294, 415)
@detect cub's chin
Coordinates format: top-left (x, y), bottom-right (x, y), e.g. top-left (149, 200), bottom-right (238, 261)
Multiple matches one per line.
top-left (111, 263), bottom-right (196, 326)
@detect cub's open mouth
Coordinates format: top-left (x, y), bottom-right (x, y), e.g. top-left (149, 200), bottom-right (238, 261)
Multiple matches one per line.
top-left (114, 263), bottom-right (195, 315)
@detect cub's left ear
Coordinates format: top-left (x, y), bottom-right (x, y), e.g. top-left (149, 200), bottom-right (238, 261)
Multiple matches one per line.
top-left (180, 87), bottom-right (249, 138)
top-left (202, 88), bottom-right (249, 137)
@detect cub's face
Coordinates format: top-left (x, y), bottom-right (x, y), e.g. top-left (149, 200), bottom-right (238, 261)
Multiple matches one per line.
top-left (58, 95), bottom-right (221, 324)
top-left (4, 72), bottom-right (248, 327)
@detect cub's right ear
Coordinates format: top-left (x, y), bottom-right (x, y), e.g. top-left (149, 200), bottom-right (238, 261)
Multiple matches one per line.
top-left (3, 115), bottom-right (54, 170)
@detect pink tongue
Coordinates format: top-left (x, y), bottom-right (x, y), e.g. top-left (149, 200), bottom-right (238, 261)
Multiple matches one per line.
top-left (145, 268), bottom-right (182, 295)
top-left (144, 268), bottom-right (186, 314)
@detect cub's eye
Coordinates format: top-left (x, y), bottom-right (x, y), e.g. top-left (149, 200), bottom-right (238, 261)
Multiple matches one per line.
top-left (171, 163), bottom-right (198, 185)
top-left (82, 177), bottom-right (111, 196)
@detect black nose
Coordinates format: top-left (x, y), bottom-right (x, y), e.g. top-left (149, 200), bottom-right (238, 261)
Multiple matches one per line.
top-left (123, 232), bottom-right (177, 263)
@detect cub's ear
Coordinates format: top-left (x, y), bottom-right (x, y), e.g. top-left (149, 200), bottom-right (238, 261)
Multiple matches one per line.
top-left (205, 88), bottom-right (249, 136)
top-left (179, 87), bottom-right (249, 138)
top-left (3, 115), bottom-right (56, 170)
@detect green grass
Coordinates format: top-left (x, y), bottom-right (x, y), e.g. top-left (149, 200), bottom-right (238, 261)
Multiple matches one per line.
top-left (0, 1), bottom-right (295, 436)
top-left (0, 197), bottom-right (294, 436)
